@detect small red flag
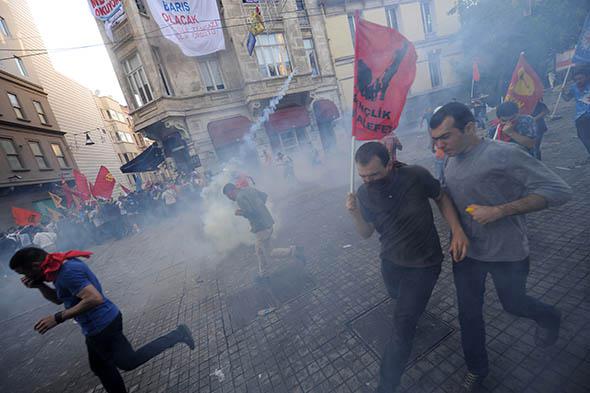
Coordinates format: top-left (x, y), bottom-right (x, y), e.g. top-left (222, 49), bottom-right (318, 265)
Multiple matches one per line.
top-left (352, 13), bottom-right (417, 141)
top-left (12, 207), bottom-right (41, 226)
top-left (505, 53), bottom-right (543, 115)
top-left (73, 169), bottom-right (92, 201)
top-left (93, 166), bottom-right (116, 199)
top-left (472, 61), bottom-right (480, 82)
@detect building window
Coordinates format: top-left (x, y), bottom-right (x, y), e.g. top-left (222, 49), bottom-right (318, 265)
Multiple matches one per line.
top-left (28, 141), bottom-right (50, 169)
top-left (117, 131), bottom-right (134, 143)
top-left (0, 17), bottom-right (11, 37)
top-left (303, 39), bottom-right (319, 77)
top-left (386, 6), bottom-right (399, 30)
top-left (428, 50), bottom-right (442, 88)
top-left (200, 57), bottom-right (225, 91)
top-left (279, 128), bottom-right (311, 153)
top-left (0, 138), bottom-right (24, 170)
top-left (32, 101), bottom-right (49, 124)
top-left (14, 56), bottom-right (28, 76)
top-left (420, 1), bottom-right (435, 35)
top-left (135, 0), bottom-right (148, 15)
top-left (122, 53), bottom-right (154, 108)
top-left (255, 33), bottom-right (292, 78)
top-left (347, 14), bottom-right (356, 46)
top-left (152, 47), bottom-right (174, 96)
top-left (51, 143), bottom-right (68, 168)
top-left (7, 93), bottom-right (25, 119)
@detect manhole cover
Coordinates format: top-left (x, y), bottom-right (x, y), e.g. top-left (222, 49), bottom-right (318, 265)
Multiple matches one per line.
top-left (349, 298), bottom-right (453, 364)
top-left (226, 264), bottom-right (316, 330)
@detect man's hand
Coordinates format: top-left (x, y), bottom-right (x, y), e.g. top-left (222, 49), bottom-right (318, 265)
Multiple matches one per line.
top-left (466, 204), bottom-right (504, 225)
top-left (34, 315), bottom-right (58, 335)
top-left (449, 229), bottom-right (469, 262)
top-left (345, 193), bottom-right (358, 213)
top-left (234, 209), bottom-right (243, 216)
top-left (21, 276), bottom-right (43, 289)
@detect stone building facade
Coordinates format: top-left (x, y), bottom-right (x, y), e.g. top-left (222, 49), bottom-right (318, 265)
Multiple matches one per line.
top-left (95, 0), bottom-right (343, 173)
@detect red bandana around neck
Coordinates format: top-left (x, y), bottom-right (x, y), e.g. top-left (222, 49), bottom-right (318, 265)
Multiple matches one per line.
top-left (40, 250), bottom-right (93, 282)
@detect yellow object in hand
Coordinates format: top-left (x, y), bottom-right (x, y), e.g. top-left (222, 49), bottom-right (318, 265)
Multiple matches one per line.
top-left (465, 205), bottom-right (476, 215)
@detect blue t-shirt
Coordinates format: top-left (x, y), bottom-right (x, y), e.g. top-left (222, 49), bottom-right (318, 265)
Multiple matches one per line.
top-left (569, 83), bottom-right (590, 120)
top-left (54, 259), bottom-right (119, 336)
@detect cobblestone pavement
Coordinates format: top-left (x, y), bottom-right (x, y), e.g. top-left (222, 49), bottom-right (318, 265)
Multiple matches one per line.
top-left (0, 97), bottom-right (589, 393)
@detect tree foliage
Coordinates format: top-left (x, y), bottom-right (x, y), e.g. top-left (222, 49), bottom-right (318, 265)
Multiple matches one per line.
top-left (451, 0), bottom-right (590, 103)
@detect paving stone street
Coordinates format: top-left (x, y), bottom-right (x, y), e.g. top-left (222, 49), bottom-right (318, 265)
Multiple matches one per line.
top-left (0, 97), bottom-right (589, 393)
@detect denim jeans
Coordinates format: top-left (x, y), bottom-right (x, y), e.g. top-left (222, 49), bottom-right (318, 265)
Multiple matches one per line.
top-left (85, 313), bottom-right (183, 393)
top-left (377, 261), bottom-right (441, 392)
top-left (453, 257), bottom-right (559, 376)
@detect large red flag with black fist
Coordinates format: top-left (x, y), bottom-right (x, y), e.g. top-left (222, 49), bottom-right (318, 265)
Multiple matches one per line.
top-left (352, 14), bottom-right (417, 141)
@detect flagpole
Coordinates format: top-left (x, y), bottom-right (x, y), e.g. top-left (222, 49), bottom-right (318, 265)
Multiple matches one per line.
top-left (550, 63), bottom-right (572, 119)
top-left (470, 78), bottom-right (475, 99)
top-left (349, 135), bottom-right (355, 194)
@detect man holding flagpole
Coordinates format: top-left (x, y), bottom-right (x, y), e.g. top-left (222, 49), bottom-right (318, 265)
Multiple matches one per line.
top-left (345, 14), bottom-right (469, 393)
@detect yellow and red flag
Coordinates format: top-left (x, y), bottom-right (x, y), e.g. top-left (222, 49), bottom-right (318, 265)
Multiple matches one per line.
top-left (73, 169), bottom-right (92, 201)
top-left (48, 192), bottom-right (63, 209)
top-left (93, 166), bottom-right (116, 199)
top-left (505, 53), bottom-right (543, 115)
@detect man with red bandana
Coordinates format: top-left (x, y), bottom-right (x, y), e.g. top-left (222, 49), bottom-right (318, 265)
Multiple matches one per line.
top-left (9, 247), bottom-right (195, 393)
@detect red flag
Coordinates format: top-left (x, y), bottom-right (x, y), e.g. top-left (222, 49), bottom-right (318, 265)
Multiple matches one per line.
top-left (93, 166), bottom-right (116, 199)
top-left (73, 169), bottom-right (91, 201)
top-left (12, 207), bottom-right (41, 226)
top-left (505, 53), bottom-right (543, 115)
top-left (472, 61), bottom-right (480, 82)
top-left (120, 184), bottom-right (131, 195)
top-left (352, 14), bottom-right (417, 141)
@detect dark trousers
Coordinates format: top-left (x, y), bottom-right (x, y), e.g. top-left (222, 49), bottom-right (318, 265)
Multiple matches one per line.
top-left (534, 131), bottom-right (546, 160)
top-left (85, 313), bottom-right (182, 393)
top-left (575, 114), bottom-right (590, 155)
top-left (453, 257), bottom-right (558, 376)
top-left (377, 261), bottom-right (441, 393)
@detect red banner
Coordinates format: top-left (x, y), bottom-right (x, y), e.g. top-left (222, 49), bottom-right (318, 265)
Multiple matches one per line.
top-left (73, 169), bottom-right (92, 201)
top-left (352, 14), bottom-right (416, 141)
top-left (472, 61), bottom-right (480, 82)
top-left (93, 166), bottom-right (116, 199)
top-left (505, 53), bottom-right (543, 115)
top-left (12, 207), bottom-right (41, 226)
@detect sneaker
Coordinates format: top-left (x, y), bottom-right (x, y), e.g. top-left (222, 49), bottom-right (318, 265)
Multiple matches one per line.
top-left (293, 246), bottom-right (306, 266)
top-left (461, 372), bottom-right (485, 392)
top-left (176, 324), bottom-right (195, 350)
top-left (535, 309), bottom-right (562, 348)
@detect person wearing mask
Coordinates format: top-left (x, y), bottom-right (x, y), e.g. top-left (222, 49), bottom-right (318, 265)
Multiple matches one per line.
top-left (490, 101), bottom-right (536, 156)
top-left (563, 67), bottom-right (590, 161)
top-left (9, 247), bottom-right (195, 393)
top-left (345, 142), bottom-right (469, 393)
top-left (430, 102), bottom-right (572, 392)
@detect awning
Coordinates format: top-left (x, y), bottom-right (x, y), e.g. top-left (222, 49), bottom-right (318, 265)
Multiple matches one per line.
top-left (208, 116), bottom-right (252, 148)
top-left (268, 106), bottom-right (310, 132)
top-left (120, 144), bottom-right (164, 173)
top-left (313, 99), bottom-right (339, 123)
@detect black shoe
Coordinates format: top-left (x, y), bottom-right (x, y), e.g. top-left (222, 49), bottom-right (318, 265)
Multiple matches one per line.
top-left (535, 309), bottom-right (562, 348)
top-left (294, 246), bottom-right (306, 266)
top-left (177, 324), bottom-right (195, 350)
top-left (461, 372), bottom-right (485, 392)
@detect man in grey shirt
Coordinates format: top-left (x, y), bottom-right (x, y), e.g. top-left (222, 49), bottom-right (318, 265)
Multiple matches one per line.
top-left (223, 183), bottom-right (305, 280)
top-left (430, 102), bottom-right (572, 392)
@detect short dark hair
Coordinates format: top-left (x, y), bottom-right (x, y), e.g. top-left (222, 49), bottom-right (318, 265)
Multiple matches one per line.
top-left (429, 102), bottom-right (475, 132)
top-left (496, 101), bottom-right (519, 118)
top-left (222, 183), bottom-right (236, 196)
top-left (355, 141), bottom-right (390, 167)
top-left (9, 247), bottom-right (47, 271)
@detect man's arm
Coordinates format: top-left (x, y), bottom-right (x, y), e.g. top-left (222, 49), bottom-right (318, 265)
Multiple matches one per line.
top-left (467, 194), bottom-right (548, 225)
top-left (504, 126), bottom-right (535, 149)
top-left (434, 191), bottom-right (469, 261)
top-left (21, 277), bottom-right (62, 305)
top-left (33, 284), bottom-right (104, 335)
top-left (346, 193), bottom-right (374, 239)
